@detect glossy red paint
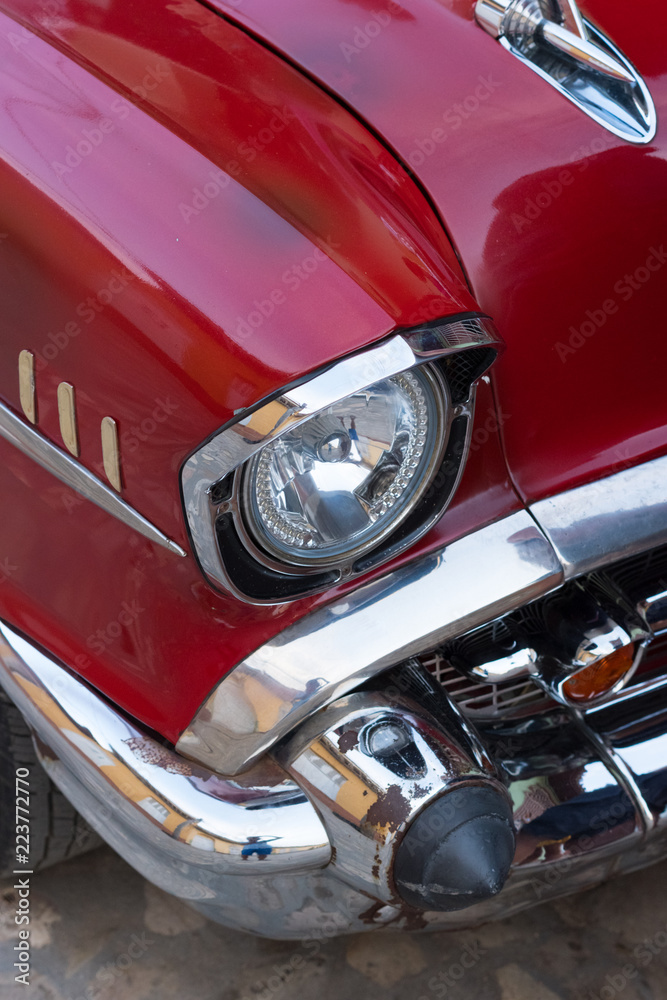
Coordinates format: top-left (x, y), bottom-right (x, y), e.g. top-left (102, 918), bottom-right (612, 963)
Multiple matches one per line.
top-left (204, 0), bottom-right (667, 501)
top-left (0, 2), bottom-right (518, 739)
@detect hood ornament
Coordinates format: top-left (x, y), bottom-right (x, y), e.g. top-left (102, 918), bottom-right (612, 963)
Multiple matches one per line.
top-left (475, 0), bottom-right (656, 143)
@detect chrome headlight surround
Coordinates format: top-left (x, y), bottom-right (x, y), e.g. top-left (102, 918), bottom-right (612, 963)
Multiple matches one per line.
top-left (181, 315), bottom-right (502, 604)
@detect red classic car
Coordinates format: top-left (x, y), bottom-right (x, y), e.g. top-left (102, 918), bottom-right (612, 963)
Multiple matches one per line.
top-left (0, 0), bottom-right (666, 939)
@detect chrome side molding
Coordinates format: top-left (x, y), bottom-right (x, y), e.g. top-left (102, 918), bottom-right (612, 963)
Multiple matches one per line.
top-left (531, 454), bottom-right (667, 579)
top-left (0, 397), bottom-right (186, 557)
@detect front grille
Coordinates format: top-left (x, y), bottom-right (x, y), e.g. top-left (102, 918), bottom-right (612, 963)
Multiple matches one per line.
top-left (421, 541), bottom-right (667, 722)
top-left (422, 650), bottom-right (552, 719)
top-left (600, 547), bottom-right (667, 607)
top-left (441, 347), bottom-right (497, 405)
top-left (640, 632), bottom-right (667, 677)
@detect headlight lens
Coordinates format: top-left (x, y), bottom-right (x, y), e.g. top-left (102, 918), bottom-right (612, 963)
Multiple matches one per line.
top-left (242, 367), bottom-right (447, 567)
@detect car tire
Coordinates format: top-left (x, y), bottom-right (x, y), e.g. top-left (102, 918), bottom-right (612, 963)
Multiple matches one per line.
top-left (0, 688), bottom-right (102, 878)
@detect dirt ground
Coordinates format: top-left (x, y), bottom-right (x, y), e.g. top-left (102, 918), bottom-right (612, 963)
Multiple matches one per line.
top-left (2, 846), bottom-right (667, 1000)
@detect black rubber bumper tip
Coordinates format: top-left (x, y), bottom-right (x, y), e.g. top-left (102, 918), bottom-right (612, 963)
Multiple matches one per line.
top-left (394, 784), bottom-right (516, 912)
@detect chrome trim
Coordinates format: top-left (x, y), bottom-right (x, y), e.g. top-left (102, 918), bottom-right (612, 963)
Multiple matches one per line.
top-left (585, 674), bottom-right (667, 831)
top-left (526, 667), bottom-right (656, 832)
top-left (181, 317), bottom-right (500, 600)
top-left (530, 454), bottom-right (667, 579)
top-left (9, 620), bottom-right (667, 935)
top-left (179, 451), bottom-right (667, 775)
top-left (474, 0), bottom-right (506, 37)
top-left (475, 0), bottom-right (656, 144)
top-left (587, 730), bottom-right (654, 832)
top-left (0, 398), bottom-right (186, 557)
top-left (540, 20), bottom-right (633, 84)
top-left (558, 0), bottom-right (586, 41)
top-left (476, 0), bottom-right (633, 81)
top-left (524, 587), bottom-right (645, 706)
top-left (193, 707), bottom-right (651, 936)
top-left (278, 690), bottom-right (505, 902)
top-left (581, 722), bottom-right (654, 832)
top-left (534, 640), bottom-right (646, 709)
top-left (638, 589), bottom-right (667, 635)
top-left (176, 510), bottom-right (562, 775)
top-left (466, 646), bottom-right (537, 683)
top-left (0, 621), bottom-right (330, 878)
top-left (448, 577), bottom-right (651, 708)
top-left (586, 671), bottom-right (667, 718)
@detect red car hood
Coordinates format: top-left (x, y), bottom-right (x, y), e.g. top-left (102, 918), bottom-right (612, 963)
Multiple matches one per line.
top-left (209, 0), bottom-right (667, 502)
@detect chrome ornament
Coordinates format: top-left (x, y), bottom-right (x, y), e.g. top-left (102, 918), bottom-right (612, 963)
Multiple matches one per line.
top-left (101, 416), bottom-right (122, 493)
top-left (18, 350), bottom-right (36, 425)
top-left (278, 682), bottom-right (515, 911)
top-left (475, 0), bottom-right (657, 143)
top-left (57, 381), bottom-right (79, 457)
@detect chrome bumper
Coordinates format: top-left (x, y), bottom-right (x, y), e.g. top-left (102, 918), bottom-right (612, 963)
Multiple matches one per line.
top-left (176, 509), bottom-right (563, 775)
top-left (3, 621), bottom-right (667, 936)
top-left (0, 622), bottom-right (330, 901)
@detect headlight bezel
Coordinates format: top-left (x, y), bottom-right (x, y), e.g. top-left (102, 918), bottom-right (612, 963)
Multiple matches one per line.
top-left (180, 315), bottom-right (503, 605)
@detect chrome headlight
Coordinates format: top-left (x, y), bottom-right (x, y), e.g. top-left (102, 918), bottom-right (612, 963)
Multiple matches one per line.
top-left (241, 367), bottom-right (447, 567)
top-left (181, 318), bottom-right (503, 604)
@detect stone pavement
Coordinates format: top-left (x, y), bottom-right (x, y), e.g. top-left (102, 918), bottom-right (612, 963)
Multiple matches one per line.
top-left (2, 847), bottom-right (667, 999)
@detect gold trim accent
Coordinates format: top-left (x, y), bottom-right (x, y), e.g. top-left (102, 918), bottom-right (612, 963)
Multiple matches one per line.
top-left (0, 397), bottom-right (186, 556)
top-left (18, 351), bottom-right (36, 424)
top-left (101, 416), bottom-right (122, 492)
top-left (57, 382), bottom-right (79, 457)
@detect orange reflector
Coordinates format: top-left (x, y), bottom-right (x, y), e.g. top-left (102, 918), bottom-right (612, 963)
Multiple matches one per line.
top-left (563, 644), bottom-right (636, 703)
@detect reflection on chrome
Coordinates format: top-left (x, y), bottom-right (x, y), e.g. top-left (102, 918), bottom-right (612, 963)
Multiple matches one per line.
top-left (638, 589), bottom-right (667, 635)
top-left (531, 453), bottom-right (667, 579)
top-left (176, 510), bottom-right (563, 775)
top-left (465, 646), bottom-right (537, 683)
top-left (475, 0), bottom-right (656, 143)
top-left (588, 678), bottom-right (667, 831)
top-left (0, 621), bottom-right (330, 883)
top-left (277, 684), bottom-right (505, 903)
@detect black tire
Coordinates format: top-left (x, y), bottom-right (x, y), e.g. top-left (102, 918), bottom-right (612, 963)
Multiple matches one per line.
top-left (0, 687), bottom-right (103, 878)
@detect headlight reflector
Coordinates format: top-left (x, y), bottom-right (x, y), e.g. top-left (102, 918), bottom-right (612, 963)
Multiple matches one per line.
top-left (242, 367), bottom-right (447, 567)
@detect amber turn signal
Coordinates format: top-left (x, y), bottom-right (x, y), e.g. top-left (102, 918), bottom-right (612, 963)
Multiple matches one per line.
top-left (563, 644), bottom-right (636, 703)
